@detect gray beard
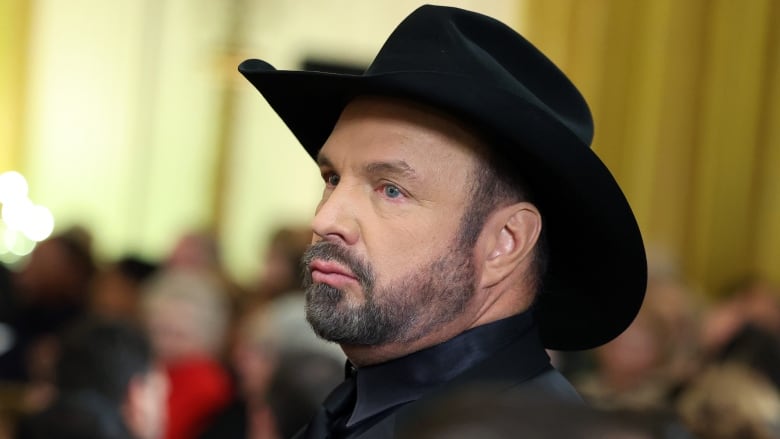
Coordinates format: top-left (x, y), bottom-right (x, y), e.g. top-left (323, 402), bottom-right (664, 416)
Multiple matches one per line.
top-left (302, 239), bottom-right (476, 346)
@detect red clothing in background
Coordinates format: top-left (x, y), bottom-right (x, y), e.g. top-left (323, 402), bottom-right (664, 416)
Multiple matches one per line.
top-left (164, 357), bottom-right (233, 439)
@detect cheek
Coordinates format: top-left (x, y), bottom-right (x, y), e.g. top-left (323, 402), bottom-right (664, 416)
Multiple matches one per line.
top-left (368, 219), bottom-right (459, 280)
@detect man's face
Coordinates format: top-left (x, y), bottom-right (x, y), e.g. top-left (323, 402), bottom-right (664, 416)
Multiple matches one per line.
top-left (303, 97), bottom-right (487, 346)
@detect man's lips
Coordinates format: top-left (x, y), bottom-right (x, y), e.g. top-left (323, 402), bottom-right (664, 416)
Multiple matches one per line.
top-left (309, 259), bottom-right (358, 288)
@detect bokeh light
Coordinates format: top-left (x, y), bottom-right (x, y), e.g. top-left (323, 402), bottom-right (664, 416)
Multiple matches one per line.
top-left (0, 170), bottom-right (55, 263)
top-left (0, 171), bottom-right (29, 204)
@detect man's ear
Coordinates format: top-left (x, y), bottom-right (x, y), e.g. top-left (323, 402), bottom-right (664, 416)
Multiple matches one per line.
top-left (479, 202), bottom-right (541, 289)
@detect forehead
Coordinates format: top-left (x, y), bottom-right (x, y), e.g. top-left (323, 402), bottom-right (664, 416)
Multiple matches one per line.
top-left (319, 96), bottom-right (489, 172)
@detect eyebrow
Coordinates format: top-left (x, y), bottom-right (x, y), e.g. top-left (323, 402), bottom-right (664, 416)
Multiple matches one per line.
top-left (316, 152), bottom-right (419, 180)
top-left (316, 152), bottom-right (333, 168)
top-left (363, 160), bottom-right (418, 180)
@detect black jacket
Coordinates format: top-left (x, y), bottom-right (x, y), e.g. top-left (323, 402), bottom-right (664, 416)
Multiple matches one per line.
top-left (295, 313), bottom-right (580, 439)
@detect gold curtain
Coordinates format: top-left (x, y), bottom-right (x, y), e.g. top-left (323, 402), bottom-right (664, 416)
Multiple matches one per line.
top-left (517, 0), bottom-right (780, 295)
top-left (0, 0), bottom-right (30, 171)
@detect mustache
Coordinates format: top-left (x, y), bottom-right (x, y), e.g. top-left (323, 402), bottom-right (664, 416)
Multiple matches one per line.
top-left (302, 241), bottom-right (374, 290)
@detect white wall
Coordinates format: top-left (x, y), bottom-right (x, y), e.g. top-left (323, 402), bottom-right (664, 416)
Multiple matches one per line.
top-left (24, 0), bottom-right (231, 261)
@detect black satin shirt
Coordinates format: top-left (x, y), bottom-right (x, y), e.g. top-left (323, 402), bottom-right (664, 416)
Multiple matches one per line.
top-left (343, 310), bottom-right (552, 432)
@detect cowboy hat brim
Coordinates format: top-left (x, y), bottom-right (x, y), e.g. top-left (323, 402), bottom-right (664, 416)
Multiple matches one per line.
top-left (239, 59), bottom-right (646, 351)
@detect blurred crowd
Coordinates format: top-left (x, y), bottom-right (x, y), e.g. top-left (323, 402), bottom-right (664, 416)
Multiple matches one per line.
top-left (559, 267), bottom-right (780, 438)
top-left (0, 224), bottom-right (343, 439)
top-left (1, 224), bottom-right (780, 438)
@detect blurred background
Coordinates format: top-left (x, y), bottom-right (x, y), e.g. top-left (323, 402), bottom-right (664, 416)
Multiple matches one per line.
top-left (1, 0), bottom-right (779, 438)
top-left (1, 0), bottom-right (778, 292)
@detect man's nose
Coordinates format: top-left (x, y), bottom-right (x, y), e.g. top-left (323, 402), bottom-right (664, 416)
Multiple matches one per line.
top-left (311, 183), bottom-right (360, 246)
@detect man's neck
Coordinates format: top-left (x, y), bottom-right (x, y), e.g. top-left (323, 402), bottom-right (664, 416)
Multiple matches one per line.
top-left (340, 303), bottom-right (526, 367)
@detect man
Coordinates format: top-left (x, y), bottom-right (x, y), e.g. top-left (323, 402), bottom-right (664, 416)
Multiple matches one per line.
top-left (18, 318), bottom-right (168, 439)
top-left (239, 4), bottom-right (646, 438)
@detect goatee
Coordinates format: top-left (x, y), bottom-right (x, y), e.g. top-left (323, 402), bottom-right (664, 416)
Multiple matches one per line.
top-left (302, 239), bottom-right (476, 345)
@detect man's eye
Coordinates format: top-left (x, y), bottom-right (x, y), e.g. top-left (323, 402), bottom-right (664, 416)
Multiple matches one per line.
top-left (325, 173), bottom-right (340, 186)
top-left (383, 184), bottom-right (403, 199)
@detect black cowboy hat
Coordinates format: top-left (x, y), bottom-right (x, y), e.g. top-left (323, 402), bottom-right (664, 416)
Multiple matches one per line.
top-left (238, 4), bottom-right (646, 350)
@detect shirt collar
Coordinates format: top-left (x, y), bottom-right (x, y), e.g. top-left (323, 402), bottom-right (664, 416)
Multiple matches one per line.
top-left (346, 310), bottom-right (545, 427)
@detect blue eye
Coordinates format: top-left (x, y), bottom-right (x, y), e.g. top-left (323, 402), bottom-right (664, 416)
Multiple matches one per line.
top-left (326, 173), bottom-right (340, 186)
top-left (383, 184), bottom-right (402, 198)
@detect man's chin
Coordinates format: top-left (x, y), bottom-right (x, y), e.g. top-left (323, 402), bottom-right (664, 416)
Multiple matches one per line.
top-left (305, 315), bottom-right (362, 345)
top-left (306, 282), bottom-right (369, 308)
top-left (305, 302), bottom-right (393, 346)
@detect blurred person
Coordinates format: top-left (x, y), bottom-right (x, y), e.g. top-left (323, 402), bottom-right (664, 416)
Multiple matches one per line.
top-left (641, 275), bottom-right (702, 375)
top-left (0, 263), bottom-right (15, 378)
top-left (0, 263), bottom-right (13, 328)
top-left (10, 226), bottom-right (95, 306)
top-left (699, 276), bottom-right (780, 357)
top-left (225, 224), bottom-right (311, 373)
top-left (200, 296), bottom-right (344, 439)
top-left (166, 229), bottom-right (245, 366)
top-left (229, 299), bottom-right (342, 409)
top-left (715, 323), bottom-right (780, 390)
top-left (0, 377), bottom-right (25, 439)
top-left (0, 226), bottom-right (95, 382)
top-left (576, 275), bottom-right (700, 409)
top-left (671, 291), bottom-right (780, 439)
top-left (166, 229), bottom-right (245, 306)
top-left (577, 310), bottom-right (671, 409)
top-left (250, 225), bottom-right (312, 306)
top-left (676, 362), bottom-right (780, 439)
top-left (89, 255), bottom-right (159, 321)
top-left (142, 268), bottom-right (232, 439)
top-left (16, 317), bottom-right (168, 439)
top-left (266, 351), bottom-right (345, 439)
top-left (238, 5), bottom-right (647, 438)
top-left (198, 303), bottom-right (280, 439)
top-left (166, 230), bottom-right (221, 273)
top-left (201, 224), bottom-right (337, 437)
